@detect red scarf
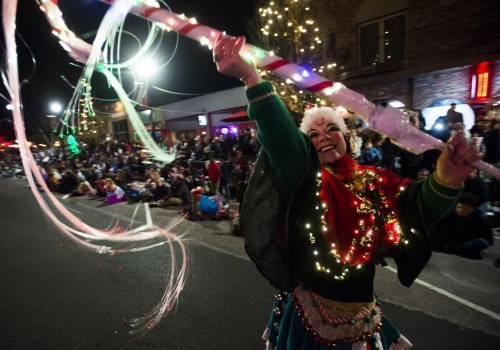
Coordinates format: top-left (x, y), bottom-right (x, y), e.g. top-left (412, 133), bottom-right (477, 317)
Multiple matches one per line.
top-left (319, 154), bottom-right (375, 265)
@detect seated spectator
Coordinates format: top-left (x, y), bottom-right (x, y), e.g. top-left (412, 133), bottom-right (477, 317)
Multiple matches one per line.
top-left (144, 170), bottom-right (161, 189)
top-left (127, 183), bottom-right (141, 203)
top-left (105, 178), bottom-right (125, 204)
top-left (39, 167), bottom-right (48, 183)
top-left (95, 173), bottom-right (107, 197)
top-left (182, 169), bottom-right (195, 190)
top-left (114, 168), bottom-right (128, 189)
top-left (46, 169), bottom-right (60, 192)
top-left (50, 167), bottom-right (63, 183)
top-left (231, 150), bottom-right (248, 181)
top-left (152, 178), bottom-right (170, 202)
top-left (434, 193), bottom-right (493, 259)
top-left (154, 175), bottom-right (191, 208)
top-left (76, 168), bottom-right (86, 182)
top-left (350, 128), bottom-right (363, 160)
top-left (72, 181), bottom-right (96, 196)
top-left (188, 159), bottom-right (204, 184)
top-left (140, 181), bottom-right (156, 202)
top-left (169, 161), bottom-right (185, 183)
top-left (464, 169), bottom-right (488, 214)
top-left (58, 170), bottom-right (79, 194)
top-left (359, 141), bottom-right (382, 167)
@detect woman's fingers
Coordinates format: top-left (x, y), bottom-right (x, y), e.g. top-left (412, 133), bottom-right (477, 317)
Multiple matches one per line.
top-left (450, 139), bottom-right (470, 164)
top-left (232, 36), bottom-right (246, 55)
top-left (447, 130), bottom-right (465, 147)
top-left (213, 36), bottom-right (231, 60)
top-left (446, 132), bottom-right (483, 166)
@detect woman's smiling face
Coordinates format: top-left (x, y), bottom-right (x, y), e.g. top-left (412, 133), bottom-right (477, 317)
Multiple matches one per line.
top-left (307, 118), bottom-right (347, 165)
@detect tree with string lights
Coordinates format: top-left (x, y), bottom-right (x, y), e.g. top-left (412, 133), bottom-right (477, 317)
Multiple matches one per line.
top-left (74, 83), bottom-right (109, 148)
top-left (249, 0), bottom-right (338, 123)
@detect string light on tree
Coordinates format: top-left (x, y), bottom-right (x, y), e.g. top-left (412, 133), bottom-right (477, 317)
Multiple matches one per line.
top-left (67, 134), bottom-right (81, 157)
top-left (254, 0), bottom-right (335, 122)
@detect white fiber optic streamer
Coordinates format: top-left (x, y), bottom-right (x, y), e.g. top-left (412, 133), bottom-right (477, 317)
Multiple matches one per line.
top-left (3, 0), bottom-right (188, 336)
top-left (38, 0), bottom-right (177, 164)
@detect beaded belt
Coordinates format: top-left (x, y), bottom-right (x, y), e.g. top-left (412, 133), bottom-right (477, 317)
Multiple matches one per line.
top-left (292, 286), bottom-right (382, 346)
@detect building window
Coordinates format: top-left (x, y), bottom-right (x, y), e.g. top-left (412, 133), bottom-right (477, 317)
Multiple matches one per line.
top-left (112, 119), bottom-right (129, 142)
top-left (359, 13), bottom-right (406, 67)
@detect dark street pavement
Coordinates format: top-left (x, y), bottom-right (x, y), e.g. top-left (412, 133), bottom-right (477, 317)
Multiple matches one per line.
top-left (1, 177), bottom-right (499, 349)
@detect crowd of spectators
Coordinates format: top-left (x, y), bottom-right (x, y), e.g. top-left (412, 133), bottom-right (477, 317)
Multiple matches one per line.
top-left (0, 115), bottom-right (498, 218)
top-left (1, 113), bottom-right (499, 260)
top-left (0, 130), bottom-right (262, 211)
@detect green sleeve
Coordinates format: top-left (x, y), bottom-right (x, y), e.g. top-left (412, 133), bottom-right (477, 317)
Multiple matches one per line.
top-left (393, 173), bottom-right (462, 286)
top-left (420, 173), bottom-right (462, 225)
top-left (245, 81), bottom-right (310, 202)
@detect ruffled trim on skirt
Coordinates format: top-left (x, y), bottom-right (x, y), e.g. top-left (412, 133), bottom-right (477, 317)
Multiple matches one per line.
top-left (263, 290), bottom-right (412, 350)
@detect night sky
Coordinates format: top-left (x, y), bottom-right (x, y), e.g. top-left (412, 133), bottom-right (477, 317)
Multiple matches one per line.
top-left (0, 0), bottom-right (259, 139)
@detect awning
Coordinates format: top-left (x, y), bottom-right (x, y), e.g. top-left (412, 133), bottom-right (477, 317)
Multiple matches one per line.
top-left (221, 110), bottom-right (249, 123)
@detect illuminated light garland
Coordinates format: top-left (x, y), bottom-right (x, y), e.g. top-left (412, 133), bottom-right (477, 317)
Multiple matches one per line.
top-left (5, 0), bottom-right (186, 336)
top-left (309, 167), bottom-right (408, 280)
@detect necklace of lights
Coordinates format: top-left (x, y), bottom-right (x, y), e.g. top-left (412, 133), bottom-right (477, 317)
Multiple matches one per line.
top-left (308, 166), bottom-right (407, 280)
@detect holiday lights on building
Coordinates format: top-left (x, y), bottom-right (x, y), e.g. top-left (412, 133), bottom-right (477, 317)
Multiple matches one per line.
top-left (255, 0), bottom-right (338, 119)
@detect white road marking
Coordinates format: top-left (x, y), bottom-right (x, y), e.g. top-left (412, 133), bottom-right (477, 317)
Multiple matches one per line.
top-left (384, 265), bottom-right (500, 322)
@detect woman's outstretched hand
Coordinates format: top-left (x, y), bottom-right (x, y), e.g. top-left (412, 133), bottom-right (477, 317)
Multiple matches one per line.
top-left (213, 35), bottom-right (261, 87)
top-left (435, 131), bottom-right (484, 187)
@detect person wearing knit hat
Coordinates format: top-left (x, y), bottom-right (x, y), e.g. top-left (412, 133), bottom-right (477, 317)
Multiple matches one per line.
top-left (213, 35), bottom-right (483, 350)
top-left (299, 107), bottom-right (351, 165)
top-left (299, 107), bottom-right (347, 135)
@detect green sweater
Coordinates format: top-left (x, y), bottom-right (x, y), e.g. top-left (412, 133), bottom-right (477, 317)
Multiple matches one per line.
top-left (245, 81), bottom-right (461, 225)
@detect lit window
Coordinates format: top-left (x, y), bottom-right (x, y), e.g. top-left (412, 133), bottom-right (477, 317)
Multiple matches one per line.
top-left (359, 13), bottom-right (406, 67)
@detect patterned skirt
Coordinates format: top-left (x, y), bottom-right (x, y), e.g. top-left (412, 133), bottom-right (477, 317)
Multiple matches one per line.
top-left (263, 286), bottom-right (412, 350)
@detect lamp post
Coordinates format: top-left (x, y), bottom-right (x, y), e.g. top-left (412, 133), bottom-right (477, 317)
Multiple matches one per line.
top-left (134, 57), bottom-right (159, 141)
top-left (47, 102), bottom-right (65, 159)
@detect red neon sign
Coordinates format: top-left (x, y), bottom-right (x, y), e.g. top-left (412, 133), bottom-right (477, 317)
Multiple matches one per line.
top-left (471, 62), bottom-right (491, 99)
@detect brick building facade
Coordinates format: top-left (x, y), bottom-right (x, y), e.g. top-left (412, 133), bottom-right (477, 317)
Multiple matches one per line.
top-left (312, 0), bottom-right (500, 114)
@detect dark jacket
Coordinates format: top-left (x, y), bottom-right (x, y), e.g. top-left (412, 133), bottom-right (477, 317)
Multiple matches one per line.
top-left (242, 139), bottom-right (437, 301)
top-left (171, 181), bottom-right (190, 205)
top-left (434, 209), bottom-right (493, 248)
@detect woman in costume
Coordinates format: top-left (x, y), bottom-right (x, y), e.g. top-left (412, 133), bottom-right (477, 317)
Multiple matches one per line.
top-left (212, 36), bottom-right (482, 349)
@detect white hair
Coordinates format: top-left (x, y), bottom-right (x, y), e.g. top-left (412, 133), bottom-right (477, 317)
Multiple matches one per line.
top-left (299, 107), bottom-right (347, 135)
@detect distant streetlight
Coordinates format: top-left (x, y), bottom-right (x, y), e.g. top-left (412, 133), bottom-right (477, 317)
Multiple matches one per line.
top-left (47, 102), bottom-right (63, 151)
top-left (133, 57), bottom-right (159, 78)
top-left (50, 102), bottom-right (62, 113)
top-left (6, 104), bottom-right (13, 110)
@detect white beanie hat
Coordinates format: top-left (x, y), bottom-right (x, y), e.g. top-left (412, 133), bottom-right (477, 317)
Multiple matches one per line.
top-left (299, 107), bottom-right (347, 135)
